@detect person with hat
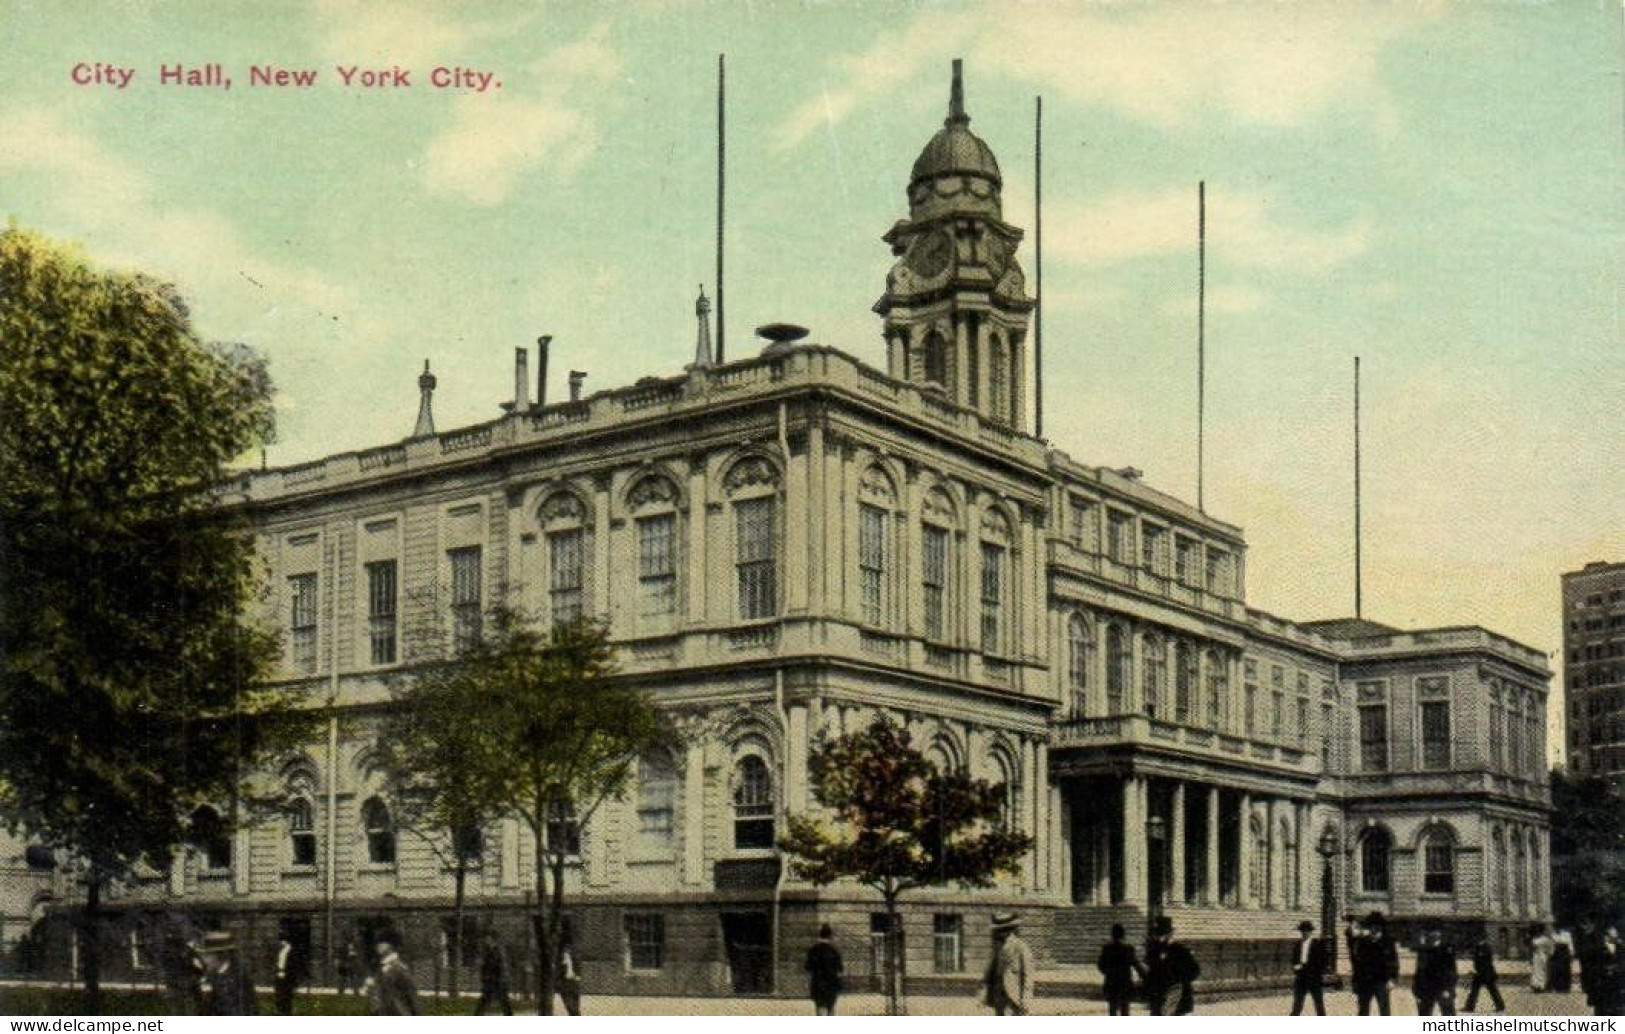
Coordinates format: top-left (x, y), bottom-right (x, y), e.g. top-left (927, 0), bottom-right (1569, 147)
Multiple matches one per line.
top-left (1349, 912), bottom-right (1399, 1016)
top-left (1097, 923), bottom-right (1145, 1016)
top-left (1464, 932), bottom-right (1506, 1013)
top-left (1144, 916), bottom-right (1200, 1016)
top-left (474, 933), bottom-right (512, 1016)
top-left (364, 937), bottom-right (420, 1016)
top-left (1412, 924), bottom-right (1458, 1016)
top-left (983, 912), bottom-right (1034, 1016)
top-left (1288, 920), bottom-right (1327, 1016)
top-left (804, 924), bottom-right (844, 1016)
top-left (199, 931), bottom-right (257, 1016)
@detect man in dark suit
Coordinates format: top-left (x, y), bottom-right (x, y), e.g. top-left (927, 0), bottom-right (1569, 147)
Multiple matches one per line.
top-left (1413, 924), bottom-right (1458, 1016)
top-left (273, 935), bottom-right (304, 1016)
top-left (367, 938), bottom-right (420, 1016)
top-left (1144, 916), bottom-right (1200, 1015)
top-left (1289, 920), bottom-right (1327, 1015)
top-left (1350, 912), bottom-right (1399, 1016)
top-left (1097, 923), bottom-right (1144, 1016)
top-left (1464, 934), bottom-right (1506, 1013)
top-left (199, 931), bottom-right (256, 1016)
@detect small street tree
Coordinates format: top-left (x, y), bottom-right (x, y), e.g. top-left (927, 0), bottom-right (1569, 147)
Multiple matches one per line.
top-left (0, 227), bottom-right (298, 1010)
top-left (385, 608), bottom-right (680, 1013)
top-left (1549, 768), bottom-right (1625, 927)
top-left (780, 718), bottom-right (1034, 1015)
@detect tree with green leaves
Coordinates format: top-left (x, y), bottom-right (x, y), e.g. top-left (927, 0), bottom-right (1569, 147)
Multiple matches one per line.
top-left (0, 227), bottom-right (298, 1010)
top-left (780, 718), bottom-right (1035, 1015)
top-left (384, 608), bottom-right (681, 1014)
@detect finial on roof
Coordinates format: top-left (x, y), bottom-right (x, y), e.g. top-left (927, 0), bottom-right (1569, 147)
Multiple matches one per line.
top-left (692, 284), bottom-right (714, 370)
top-left (947, 58), bottom-right (969, 127)
top-left (413, 359), bottom-right (437, 438)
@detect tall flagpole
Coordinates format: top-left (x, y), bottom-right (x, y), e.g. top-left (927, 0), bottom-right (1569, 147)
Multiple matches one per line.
top-left (1354, 355), bottom-right (1363, 619)
top-left (1034, 95), bottom-right (1044, 438)
top-left (1197, 181), bottom-right (1206, 513)
top-left (716, 53), bottom-right (726, 364)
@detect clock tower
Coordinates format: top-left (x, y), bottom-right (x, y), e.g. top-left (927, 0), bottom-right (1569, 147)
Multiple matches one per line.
top-left (875, 59), bottom-right (1033, 430)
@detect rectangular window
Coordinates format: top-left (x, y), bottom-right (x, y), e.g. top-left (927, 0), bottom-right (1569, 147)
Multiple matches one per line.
top-left (545, 801), bottom-right (581, 857)
top-left (549, 528), bottom-right (585, 626)
top-left (922, 525), bottom-right (948, 641)
top-left (1421, 700), bottom-right (1451, 769)
top-left (636, 514), bottom-right (677, 627)
top-left (1205, 548), bottom-right (1227, 595)
top-left (859, 504), bottom-right (886, 626)
top-left (365, 560), bottom-right (397, 665)
top-left (1069, 497), bottom-right (1097, 551)
top-left (735, 497), bottom-right (777, 620)
top-left (1490, 698), bottom-right (1504, 769)
top-left (288, 573), bottom-right (318, 674)
top-left (1272, 691), bottom-right (1285, 739)
top-left (1244, 685), bottom-right (1258, 736)
top-left (449, 546), bottom-right (483, 652)
top-left (1297, 697), bottom-right (1309, 746)
top-left (932, 914), bottom-right (964, 974)
top-left (1106, 511), bottom-right (1134, 564)
top-left (1360, 704), bottom-right (1389, 772)
top-left (625, 914), bottom-right (665, 971)
top-left (979, 543), bottom-right (1005, 654)
top-left (1507, 705), bottom-right (1523, 775)
top-left (1141, 525), bottom-right (1164, 574)
top-left (1321, 704), bottom-right (1335, 768)
top-left (1424, 843), bottom-right (1455, 895)
top-left (1174, 537), bottom-right (1196, 585)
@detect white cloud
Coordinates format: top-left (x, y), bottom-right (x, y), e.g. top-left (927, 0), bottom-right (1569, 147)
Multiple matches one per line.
top-left (1043, 187), bottom-right (1370, 273)
top-left (419, 26), bottom-right (621, 206)
top-left (779, 5), bottom-right (1434, 147)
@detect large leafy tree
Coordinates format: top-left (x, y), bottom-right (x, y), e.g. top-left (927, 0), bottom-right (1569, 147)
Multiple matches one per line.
top-left (780, 718), bottom-right (1034, 1015)
top-left (0, 228), bottom-right (294, 1010)
top-left (385, 608), bottom-right (680, 1013)
top-left (1549, 768), bottom-right (1625, 926)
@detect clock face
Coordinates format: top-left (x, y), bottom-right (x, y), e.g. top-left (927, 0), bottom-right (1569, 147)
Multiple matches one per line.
top-left (906, 229), bottom-right (953, 278)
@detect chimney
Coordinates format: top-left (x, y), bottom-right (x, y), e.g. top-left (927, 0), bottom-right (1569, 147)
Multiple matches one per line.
top-left (536, 335), bottom-right (552, 405)
top-left (569, 370), bottom-right (586, 402)
top-left (413, 360), bottom-right (437, 438)
top-left (513, 347), bottom-right (530, 410)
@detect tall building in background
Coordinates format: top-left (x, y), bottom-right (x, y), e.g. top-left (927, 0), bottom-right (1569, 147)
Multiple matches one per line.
top-left (1562, 561), bottom-right (1625, 781)
top-left (18, 62), bottom-right (1553, 997)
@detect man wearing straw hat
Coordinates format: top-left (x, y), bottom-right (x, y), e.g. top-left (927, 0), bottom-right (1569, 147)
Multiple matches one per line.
top-left (984, 912), bottom-right (1033, 1016)
top-left (198, 930), bottom-right (256, 1016)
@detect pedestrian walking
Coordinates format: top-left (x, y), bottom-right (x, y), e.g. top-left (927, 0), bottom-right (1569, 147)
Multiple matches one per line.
top-left (1578, 920), bottom-right (1606, 1015)
top-left (199, 931), bottom-right (257, 1016)
top-left (805, 924), bottom-right (844, 1016)
top-left (1144, 916), bottom-right (1200, 1016)
top-left (160, 933), bottom-right (204, 1015)
top-left (983, 912), bottom-right (1034, 1016)
top-left (364, 937), bottom-right (420, 1016)
top-left (273, 935), bottom-right (304, 1016)
top-left (1464, 933), bottom-right (1506, 1012)
top-left (1551, 929), bottom-right (1574, 993)
top-left (1599, 927), bottom-right (1623, 1017)
top-left (1288, 920), bottom-right (1327, 1016)
top-left (557, 936), bottom-right (583, 1016)
top-left (1412, 924), bottom-right (1458, 1016)
top-left (1529, 925), bottom-right (1554, 993)
top-left (337, 940), bottom-right (360, 995)
top-left (473, 934), bottom-right (512, 1016)
top-left (1097, 923), bottom-right (1144, 1016)
top-left (1349, 912), bottom-right (1398, 1016)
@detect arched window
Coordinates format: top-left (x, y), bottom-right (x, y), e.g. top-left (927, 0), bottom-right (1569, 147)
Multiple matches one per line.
top-left (1422, 829), bottom-right (1455, 896)
top-left (725, 459), bottom-right (780, 621)
top-left (923, 330), bottom-right (949, 388)
top-left (546, 800), bottom-right (581, 857)
top-left (1359, 828), bottom-right (1392, 894)
top-left (287, 797), bottom-right (317, 867)
top-left (1493, 828), bottom-right (1509, 914)
top-left (189, 805), bottom-right (231, 871)
top-left (1205, 649), bottom-right (1227, 729)
top-left (733, 755), bottom-right (775, 850)
top-left (1249, 815), bottom-right (1270, 905)
top-left (1142, 636), bottom-right (1166, 719)
top-left (1172, 642), bottom-right (1195, 724)
top-left (1512, 833), bottom-right (1527, 915)
top-left (921, 490), bottom-right (954, 642)
top-left (988, 334), bottom-right (1008, 423)
top-left (628, 475), bottom-right (681, 634)
top-left (1067, 613), bottom-right (1094, 716)
top-left (636, 751), bottom-right (678, 854)
top-left (990, 749), bottom-right (1021, 832)
top-left (361, 796), bottom-right (396, 865)
top-left (539, 491), bottom-right (588, 628)
top-left (1106, 624), bottom-right (1131, 713)
top-left (924, 736), bottom-right (960, 775)
top-left (857, 466), bottom-right (895, 628)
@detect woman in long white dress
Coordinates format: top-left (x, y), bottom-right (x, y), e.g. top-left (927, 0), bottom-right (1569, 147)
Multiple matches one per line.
top-left (1529, 927), bottom-right (1554, 992)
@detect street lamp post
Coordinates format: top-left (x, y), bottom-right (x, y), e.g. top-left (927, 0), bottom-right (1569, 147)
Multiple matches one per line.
top-left (1317, 828), bottom-right (1341, 983)
top-left (1147, 814), bottom-right (1168, 941)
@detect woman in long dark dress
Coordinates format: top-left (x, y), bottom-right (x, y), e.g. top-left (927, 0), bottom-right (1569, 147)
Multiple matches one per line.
top-left (1550, 932), bottom-right (1574, 994)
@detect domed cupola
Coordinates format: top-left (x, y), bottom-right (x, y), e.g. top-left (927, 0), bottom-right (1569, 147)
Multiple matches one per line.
top-left (876, 59), bottom-right (1033, 432)
top-left (906, 60), bottom-right (1004, 222)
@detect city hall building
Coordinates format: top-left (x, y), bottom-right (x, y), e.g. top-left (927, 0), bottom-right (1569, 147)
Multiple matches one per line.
top-left (28, 64), bottom-right (1551, 997)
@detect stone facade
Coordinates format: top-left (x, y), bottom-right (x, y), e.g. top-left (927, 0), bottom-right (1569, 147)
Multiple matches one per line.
top-left (28, 62), bottom-right (1551, 997)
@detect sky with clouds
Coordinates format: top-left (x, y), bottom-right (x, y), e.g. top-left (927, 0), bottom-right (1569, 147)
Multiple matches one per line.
top-left (2, 1), bottom-right (1619, 759)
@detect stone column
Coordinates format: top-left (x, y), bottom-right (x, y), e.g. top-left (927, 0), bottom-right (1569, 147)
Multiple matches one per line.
top-left (1049, 777), bottom-right (1066, 897)
top-left (683, 741), bottom-right (707, 886)
top-left (1170, 781), bottom-right (1187, 905)
top-left (1205, 786), bottom-right (1221, 905)
top-left (1124, 775), bottom-right (1147, 906)
top-left (1238, 792), bottom-right (1253, 908)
